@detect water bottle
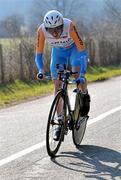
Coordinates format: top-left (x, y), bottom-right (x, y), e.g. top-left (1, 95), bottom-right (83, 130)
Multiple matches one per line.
top-left (70, 90), bottom-right (77, 111)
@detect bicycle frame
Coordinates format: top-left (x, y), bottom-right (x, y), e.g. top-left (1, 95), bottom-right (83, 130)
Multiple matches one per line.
top-left (66, 86), bottom-right (73, 113)
top-left (57, 67), bottom-right (76, 123)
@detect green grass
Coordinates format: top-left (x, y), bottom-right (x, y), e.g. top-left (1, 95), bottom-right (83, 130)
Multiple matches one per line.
top-left (0, 66), bottom-right (121, 108)
top-left (86, 66), bottom-right (121, 82)
top-left (0, 80), bottom-right (54, 108)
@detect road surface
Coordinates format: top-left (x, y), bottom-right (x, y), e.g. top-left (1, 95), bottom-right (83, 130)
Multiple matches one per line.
top-left (0, 76), bottom-right (121, 180)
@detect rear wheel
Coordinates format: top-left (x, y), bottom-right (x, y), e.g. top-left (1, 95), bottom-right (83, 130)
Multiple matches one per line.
top-left (46, 91), bottom-right (65, 157)
top-left (72, 93), bottom-right (88, 146)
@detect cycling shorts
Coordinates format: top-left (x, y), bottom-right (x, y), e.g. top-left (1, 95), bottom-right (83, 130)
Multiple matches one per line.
top-left (50, 43), bottom-right (81, 79)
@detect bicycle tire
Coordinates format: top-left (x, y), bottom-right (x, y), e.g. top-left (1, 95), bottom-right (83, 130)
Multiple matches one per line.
top-left (46, 91), bottom-right (65, 157)
top-left (72, 93), bottom-right (88, 146)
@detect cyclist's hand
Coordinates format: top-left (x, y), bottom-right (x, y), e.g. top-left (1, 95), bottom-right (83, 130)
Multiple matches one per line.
top-left (76, 76), bottom-right (85, 84)
top-left (37, 72), bottom-right (44, 80)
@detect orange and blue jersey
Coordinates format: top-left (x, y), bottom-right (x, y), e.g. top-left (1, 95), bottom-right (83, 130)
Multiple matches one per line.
top-left (36, 18), bottom-right (85, 53)
top-left (35, 18), bottom-right (88, 79)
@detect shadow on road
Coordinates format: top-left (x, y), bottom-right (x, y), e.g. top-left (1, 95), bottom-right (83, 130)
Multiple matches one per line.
top-left (51, 145), bottom-right (121, 179)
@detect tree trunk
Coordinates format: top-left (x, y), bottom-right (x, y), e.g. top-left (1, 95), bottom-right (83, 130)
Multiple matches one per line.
top-left (19, 43), bottom-right (24, 80)
top-left (0, 44), bottom-right (5, 83)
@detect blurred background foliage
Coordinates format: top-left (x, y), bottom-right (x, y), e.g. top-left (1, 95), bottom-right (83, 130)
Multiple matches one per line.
top-left (0, 0), bottom-right (121, 83)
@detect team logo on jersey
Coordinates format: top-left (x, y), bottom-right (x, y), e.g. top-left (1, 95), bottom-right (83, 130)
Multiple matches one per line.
top-left (51, 38), bottom-right (73, 47)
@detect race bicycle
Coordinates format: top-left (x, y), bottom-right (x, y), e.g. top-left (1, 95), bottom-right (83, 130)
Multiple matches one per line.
top-left (46, 64), bottom-right (90, 157)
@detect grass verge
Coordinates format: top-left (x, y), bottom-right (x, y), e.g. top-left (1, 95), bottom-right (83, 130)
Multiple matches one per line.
top-left (0, 80), bottom-right (54, 108)
top-left (0, 66), bottom-right (121, 108)
top-left (86, 66), bottom-right (121, 82)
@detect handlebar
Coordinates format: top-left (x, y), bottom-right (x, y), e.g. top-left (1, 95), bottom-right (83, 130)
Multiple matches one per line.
top-left (56, 64), bottom-right (78, 82)
top-left (40, 75), bottom-right (76, 85)
top-left (37, 64), bottom-right (78, 83)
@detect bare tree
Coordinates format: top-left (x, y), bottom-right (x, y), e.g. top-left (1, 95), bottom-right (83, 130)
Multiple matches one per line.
top-left (31, 0), bottom-right (85, 18)
top-left (0, 44), bottom-right (5, 83)
top-left (104, 0), bottom-right (121, 25)
top-left (29, 0), bottom-right (86, 33)
top-left (1, 14), bottom-right (25, 38)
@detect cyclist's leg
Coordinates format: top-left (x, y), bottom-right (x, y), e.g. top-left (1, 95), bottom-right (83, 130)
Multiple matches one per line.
top-left (50, 47), bottom-right (70, 114)
top-left (69, 45), bottom-right (87, 92)
top-left (70, 45), bottom-right (90, 116)
top-left (50, 47), bottom-right (68, 140)
top-left (72, 66), bottom-right (88, 92)
top-left (50, 47), bottom-right (68, 94)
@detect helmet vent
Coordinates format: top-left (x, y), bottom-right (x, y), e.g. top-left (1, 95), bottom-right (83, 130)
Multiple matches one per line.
top-left (54, 20), bottom-right (57, 24)
top-left (51, 16), bottom-right (53, 20)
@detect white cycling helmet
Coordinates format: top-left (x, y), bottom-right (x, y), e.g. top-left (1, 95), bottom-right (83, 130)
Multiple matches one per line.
top-left (43, 10), bottom-right (63, 28)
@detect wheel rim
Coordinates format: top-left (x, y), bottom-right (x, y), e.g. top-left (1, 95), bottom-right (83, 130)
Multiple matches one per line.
top-left (46, 92), bottom-right (65, 157)
top-left (47, 119), bottom-right (63, 152)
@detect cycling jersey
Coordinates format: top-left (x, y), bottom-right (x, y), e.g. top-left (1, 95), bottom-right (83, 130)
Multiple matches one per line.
top-left (36, 18), bottom-right (85, 53)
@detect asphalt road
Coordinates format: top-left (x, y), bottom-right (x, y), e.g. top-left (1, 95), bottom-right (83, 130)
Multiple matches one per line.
top-left (0, 76), bottom-right (121, 180)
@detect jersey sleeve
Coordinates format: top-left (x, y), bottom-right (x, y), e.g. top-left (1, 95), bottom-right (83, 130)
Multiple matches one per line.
top-left (69, 22), bottom-right (85, 51)
top-left (36, 26), bottom-right (45, 53)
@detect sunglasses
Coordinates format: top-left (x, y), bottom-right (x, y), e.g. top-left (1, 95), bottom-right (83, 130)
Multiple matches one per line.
top-left (46, 25), bottom-right (63, 34)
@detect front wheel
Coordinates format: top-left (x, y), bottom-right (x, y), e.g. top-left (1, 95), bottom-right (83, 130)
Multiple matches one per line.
top-left (46, 91), bottom-right (65, 157)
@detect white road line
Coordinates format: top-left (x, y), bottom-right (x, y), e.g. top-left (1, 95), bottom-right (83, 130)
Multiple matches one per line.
top-left (0, 141), bottom-right (46, 167)
top-left (87, 106), bottom-right (121, 125)
top-left (0, 106), bottom-right (121, 167)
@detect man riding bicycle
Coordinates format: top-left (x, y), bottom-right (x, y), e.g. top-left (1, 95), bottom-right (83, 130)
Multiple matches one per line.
top-left (35, 10), bottom-right (90, 141)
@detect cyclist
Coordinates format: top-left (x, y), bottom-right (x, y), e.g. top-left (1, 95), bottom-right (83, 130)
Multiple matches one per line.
top-left (35, 10), bottom-right (90, 140)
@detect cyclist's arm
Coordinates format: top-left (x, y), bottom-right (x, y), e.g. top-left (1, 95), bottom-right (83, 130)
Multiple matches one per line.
top-left (35, 26), bottom-right (45, 72)
top-left (69, 22), bottom-right (88, 76)
top-left (69, 22), bottom-right (85, 51)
